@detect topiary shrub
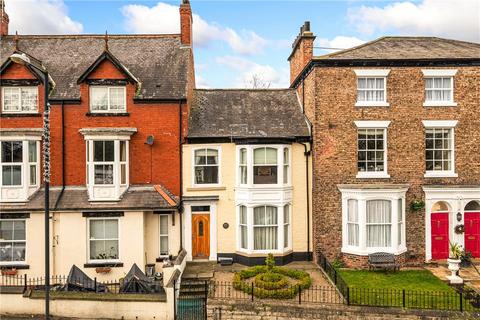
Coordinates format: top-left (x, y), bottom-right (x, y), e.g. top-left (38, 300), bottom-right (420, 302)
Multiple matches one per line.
top-left (232, 255), bottom-right (312, 299)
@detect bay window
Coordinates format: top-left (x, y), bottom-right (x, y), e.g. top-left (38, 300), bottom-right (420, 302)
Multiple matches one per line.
top-left (90, 86), bottom-right (126, 112)
top-left (254, 147), bottom-right (277, 184)
top-left (93, 141), bottom-right (115, 185)
top-left (340, 187), bottom-right (407, 255)
top-left (2, 87), bottom-right (38, 113)
top-left (237, 204), bottom-right (291, 253)
top-left (194, 148), bottom-right (219, 185)
top-left (0, 220), bottom-right (26, 264)
top-left (88, 218), bottom-right (119, 262)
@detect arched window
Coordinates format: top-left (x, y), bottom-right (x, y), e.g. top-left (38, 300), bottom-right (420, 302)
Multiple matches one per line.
top-left (432, 201), bottom-right (450, 212)
top-left (465, 201), bottom-right (480, 211)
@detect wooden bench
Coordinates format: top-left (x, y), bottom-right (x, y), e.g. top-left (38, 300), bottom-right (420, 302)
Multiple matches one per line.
top-left (368, 252), bottom-right (400, 271)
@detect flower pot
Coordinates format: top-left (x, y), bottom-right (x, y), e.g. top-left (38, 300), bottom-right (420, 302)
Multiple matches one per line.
top-left (95, 267), bottom-right (111, 274)
top-left (1, 268), bottom-right (17, 276)
top-left (446, 258), bottom-right (463, 284)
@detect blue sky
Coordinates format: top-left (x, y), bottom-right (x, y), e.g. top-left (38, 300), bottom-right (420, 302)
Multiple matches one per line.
top-left (6, 0), bottom-right (480, 88)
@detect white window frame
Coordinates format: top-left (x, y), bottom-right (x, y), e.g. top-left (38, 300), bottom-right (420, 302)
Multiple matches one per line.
top-left (422, 120), bottom-right (458, 178)
top-left (422, 70), bottom-right (457, 107)
top-left (159, 215), bottom-right (169, 257)
top-left (1, 87), bottom-right (38, 114)
top-left (236, 145), bottom-right (291, 187)
top-left (236, 203), bottom-right (291, 254)
top-left (239, 148), bottom-right (248, 185)
top-left (0, 219), bottom-right (27, 265)
top-left (239, 205), bottom-right (248, 250)
top-left (354, 69), bottom-right (390, 107)
top-left (87, 217), bottom-right (120, 263)
top-left (192, 146), bottom-right (221, 187)
top-left (283, 148), bottom-right (290, 185)
top-left (283, 204), bottom-right (291, 249)
top-left (339, 187), bottom-right (408, 256)
top-left (355, 121), bottom-right (391, 179)
top-left (0, 138), bottom-right (40, 202)
top-left (89, 86), bottom-right (127, 113)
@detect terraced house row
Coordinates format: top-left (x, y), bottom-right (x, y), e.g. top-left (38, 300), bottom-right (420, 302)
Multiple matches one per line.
top-left (0, 0), bottom-right (479, 285)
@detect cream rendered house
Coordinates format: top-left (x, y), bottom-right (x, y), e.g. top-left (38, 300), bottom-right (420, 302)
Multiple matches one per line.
top-left (182, 89), bottom-right (312, 265)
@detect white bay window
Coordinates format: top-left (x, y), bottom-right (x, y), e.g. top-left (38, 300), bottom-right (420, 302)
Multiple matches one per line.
top-left (340, 186), bottom-right (407, 256)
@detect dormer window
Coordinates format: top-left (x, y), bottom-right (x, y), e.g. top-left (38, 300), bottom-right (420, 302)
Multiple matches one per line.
top-left (90, 86), bottom-right (126, 113)
top-left (2, 87), bottom-right (38, 113)
top-left (80, 127), bottom-right (136, 202)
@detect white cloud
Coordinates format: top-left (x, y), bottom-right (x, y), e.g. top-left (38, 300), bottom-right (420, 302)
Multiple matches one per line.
top-left (316, 36), bottom-right (366, 53)
top-left (121, 2), bottom-right (267, 55)
top-left (6, 0), bottom-right (83, 34)
top-left (195, 74), bottom-right (211, 89)
top-left (348, 0), bottom-right (480, 42)
top-left (216, 56), bottom-right (289, 88)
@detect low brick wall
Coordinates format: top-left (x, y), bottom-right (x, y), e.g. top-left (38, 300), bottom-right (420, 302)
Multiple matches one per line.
top-left (207, 299), bottom-right (478, 320)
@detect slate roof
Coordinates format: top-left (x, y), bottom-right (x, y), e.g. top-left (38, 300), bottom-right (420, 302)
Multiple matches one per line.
top-left (315, 37), bottom-right (480, 60)
top-left (0, 185), bottom-right (178, 212)
top-left (0, 35), bottom-right (191, 100)
top-left (188, 89), bottom-right (310, 140)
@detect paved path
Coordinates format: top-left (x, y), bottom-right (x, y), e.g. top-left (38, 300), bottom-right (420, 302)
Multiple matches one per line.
top-left (426, 263), bottom-right (480, 290)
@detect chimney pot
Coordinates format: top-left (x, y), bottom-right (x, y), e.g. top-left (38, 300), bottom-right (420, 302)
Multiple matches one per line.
top-left (304, 21), bottom-right (310, 32)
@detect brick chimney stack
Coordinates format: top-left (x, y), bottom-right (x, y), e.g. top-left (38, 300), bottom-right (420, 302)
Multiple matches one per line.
top-left (288, 21), bottom-right (316, 85)
top-left (0, 0), bottom-right (9, 37)
top-left (179, 0), bottom-right (192, 46)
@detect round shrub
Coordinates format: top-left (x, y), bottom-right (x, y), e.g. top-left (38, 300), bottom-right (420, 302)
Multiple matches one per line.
top-left (254, 272), bottom-right (289, 290)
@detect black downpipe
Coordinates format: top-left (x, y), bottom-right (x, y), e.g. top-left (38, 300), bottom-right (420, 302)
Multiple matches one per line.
top-left (301, 142), bottom-right (311, 261)
top-left (178, 101), bottom-right (183, 251)
top-left (54, 101), bottom-right (66, 209)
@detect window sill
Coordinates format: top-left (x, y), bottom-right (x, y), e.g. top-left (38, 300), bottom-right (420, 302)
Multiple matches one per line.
top-left (1, 113), bottom-right (41, 118)
top-left (423, 102), bottom-right (457, 107)
top-left (0, 264), bottom-right (30, 270)
top-left (86, 112), bottom-right (129, 117)
top-left (355, 102), bottom-right (390, 107)
top-left (341, 247), bottom-right (407, 256)
top-left (424, 172), bottom-right (458, 178)
top-left (356, 172), bottom-right (391, 179)
top-left (187, 186), bottom-right (226, 191)
top-left (84, 262), bottom-right (124, 268)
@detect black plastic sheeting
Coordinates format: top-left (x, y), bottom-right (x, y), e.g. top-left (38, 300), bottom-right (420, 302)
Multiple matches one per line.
top-left (61, 265), bottom-right (107, 292)
top-left (119, 263), bottom-right (156, 294)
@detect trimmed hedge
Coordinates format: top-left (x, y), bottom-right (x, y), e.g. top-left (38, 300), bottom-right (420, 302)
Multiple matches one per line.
top-left (254, 272), bottom-right (289, 290)
top-left (233, 266), bottom-right (312, 299)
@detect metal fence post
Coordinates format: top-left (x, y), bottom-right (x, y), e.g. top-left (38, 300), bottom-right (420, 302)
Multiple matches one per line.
top-left (459, 291), bottom-right (463, 312)
top-left (94, 277), bottom-right (97, 292)
top-left (402, 289), bottom-right (405, 308)
top-left (205, 280), bottom-right (208, 299)
top-left (334, 269), bottom-right (337, 285)
top-left (251, 282), bottom-right (254, 302)
top-left (346, 287), bottom-right (350, 305)
top-left (24, 274), bottom-right (27, 293)
top-left (298, 285), bottom-right (302, 304)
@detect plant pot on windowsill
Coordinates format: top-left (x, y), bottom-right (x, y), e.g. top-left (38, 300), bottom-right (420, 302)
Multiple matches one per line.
top-left (1, 268), bottom-right (18, 276)
top-left (95, 267), bottom-right (111, 274)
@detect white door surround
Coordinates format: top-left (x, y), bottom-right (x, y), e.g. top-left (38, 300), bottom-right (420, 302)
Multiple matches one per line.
top-left (183, 201), bottom-right (217, 262)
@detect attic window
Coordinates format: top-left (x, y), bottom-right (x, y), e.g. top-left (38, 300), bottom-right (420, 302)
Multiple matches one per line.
top-left (2, 87), bottom-right (38, 113)
top-left (90, 86), bottom-right (126, 113)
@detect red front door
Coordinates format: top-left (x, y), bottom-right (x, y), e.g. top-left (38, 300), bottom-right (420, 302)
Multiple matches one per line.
top-left (431, 213), bottom-right (449, 259)
top-left (465, 212), bottom-right (480, 258)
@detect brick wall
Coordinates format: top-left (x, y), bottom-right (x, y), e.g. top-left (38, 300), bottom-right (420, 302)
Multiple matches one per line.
top-left (307, 66), bottom-right (480, 267)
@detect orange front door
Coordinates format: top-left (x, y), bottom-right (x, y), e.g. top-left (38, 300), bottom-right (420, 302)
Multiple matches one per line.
top-left (192, 214), bottom-right (210, 259)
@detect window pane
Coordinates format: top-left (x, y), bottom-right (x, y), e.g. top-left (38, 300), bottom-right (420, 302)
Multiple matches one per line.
top-left (265, 148), bottom-right (277, 164)
top-left (104, 141), bottom-right (114, 161)
top-left (120, 141), bottom-right (127, 162)
top-left (253, 165), bottom-right (277, 184)
top-left (241, 226), bottom-right (248, 249)
top-left (254, 206), bottom-right (265, 225)
top-left (91, 87), bottom-right (108, 111)
top-left (121, 164), bottom-right (126, 185)
top-left (29, 165), bottom-right (37, 185)
top-left (21, 87), bottom-right (38, 112)
top-left (240, 166), bottom-right (247, 184)
top-left (0, 243), bottom-right (13, 261)
top-left (194, 149), bottom-right (206, 165)
top-left (13, 221), bottom-right (26, 240)
top-left (94, 141), bottom-right (104, 162)
top-left (160, 236), bottom-right (169, 255)
top-left (254, 227), bottom-right (277, 250)
top-left (366, 200), bottom-right (392, 247)
top-left (239, 148), bottom-right (247, 165)
top-left (195, 166), bottom-right (218, 184)
top-left (90, 240), bottom-right (105, 260)
top-left (206, 149), bottom-right (218, 164)
top-left (90, 220), bottom-right (104, 239)
top-left (104, 220), bottom-right (118, 238)
top-left (0, 221), bottom-right (14, 240)
top-left (109, 87), bottom-right (125, 110)
top-left (239, 206), bottom-right (247, 224)
top-left (94, 164), bottom-right (114, 184)
top-left (12, 242), bottom-right (26, 261)
top-left (253, 148), bottom-right (265, 165)
top-left (265, 206), bottom-right (278, 224)
top-left (160, 215), bottom-right (168, 234)
top-left (2, 166), bottom-right (21, 186)
top-left (2, 141), bottom-right (22, 163)
top-left (284, 205), bottom-right (289, 224)
top-left (358, 78), bottom-right (366, 89)
top-left (425, 78), bottom-right (433, 89)
top-left (28, 141), bottom-right (37, 162)
top-left (2, 87), bottom-right (20, 111)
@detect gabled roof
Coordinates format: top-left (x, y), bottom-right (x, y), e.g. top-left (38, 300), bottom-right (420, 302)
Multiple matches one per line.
top-left (0, 51), bottom-right (56, 87)
top-left (0, 34), bottom-right (191, 100)
top-left (315, 36), bottom-right (480, 60)
top-left (188, 89), bottom-right (310, 141)
top-left (77, 50), bottom-right (139, 85)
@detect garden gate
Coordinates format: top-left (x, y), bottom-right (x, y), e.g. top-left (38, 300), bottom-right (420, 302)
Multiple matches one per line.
top-left (175, 280), bottom-right (208, 320)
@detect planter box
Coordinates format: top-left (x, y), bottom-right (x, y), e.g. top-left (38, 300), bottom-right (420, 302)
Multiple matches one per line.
top-left (95, 267), bottom-right (111, 274)
top-left (1, 268), bottom-right (18, 276)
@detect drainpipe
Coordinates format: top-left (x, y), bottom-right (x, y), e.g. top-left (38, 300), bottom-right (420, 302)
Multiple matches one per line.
top-left (178, 100), bottom-right (184, 251)
top-left (54, 100), bottom-right (66, 209)
top-left (300, 141), bottom-right (311, 261)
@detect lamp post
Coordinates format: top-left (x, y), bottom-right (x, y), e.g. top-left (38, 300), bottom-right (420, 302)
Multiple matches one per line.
top-left (10, 53), bottom-right (52, 320)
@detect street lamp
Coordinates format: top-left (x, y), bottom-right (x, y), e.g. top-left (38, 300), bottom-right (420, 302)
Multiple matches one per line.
top-left (10, 52), bottom-right (52, 320)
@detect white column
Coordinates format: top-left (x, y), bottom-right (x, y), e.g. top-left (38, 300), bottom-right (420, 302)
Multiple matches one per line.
top-left (358, 199), bottom-right (367, 252)
top-left (209, 203), bottom-right (217, 261)
top-left (392, 198), bottom-right (399, 252)
top-left (184, 205), bottom-right (193, 261)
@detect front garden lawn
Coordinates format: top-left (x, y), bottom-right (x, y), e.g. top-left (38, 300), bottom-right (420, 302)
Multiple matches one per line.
top-left (337, 269), bottom-right (474, 311)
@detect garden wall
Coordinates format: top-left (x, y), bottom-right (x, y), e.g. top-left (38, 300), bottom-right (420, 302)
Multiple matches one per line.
top-left (207, 300), bottom-right (478, 320)
top-left (0, 293), bottom-right (171, 319)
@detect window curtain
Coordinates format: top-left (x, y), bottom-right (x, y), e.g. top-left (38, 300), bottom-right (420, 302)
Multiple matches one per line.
top-left (397, 199), bottom-right (403, 246)
top-left (366, 200), bottom-right (391, 247)
top-left (347, 199), bottom-right (359, 246)
top-left (239, 206), bottom-right (248, 249)
top-left (254, 206), bottom-right (278, 250)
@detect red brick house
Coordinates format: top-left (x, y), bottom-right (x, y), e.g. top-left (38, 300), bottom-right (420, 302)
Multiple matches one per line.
top-left (290, 22), bottom-right (480, 267)
top-left (0, 0), bottom-right (194, 279)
